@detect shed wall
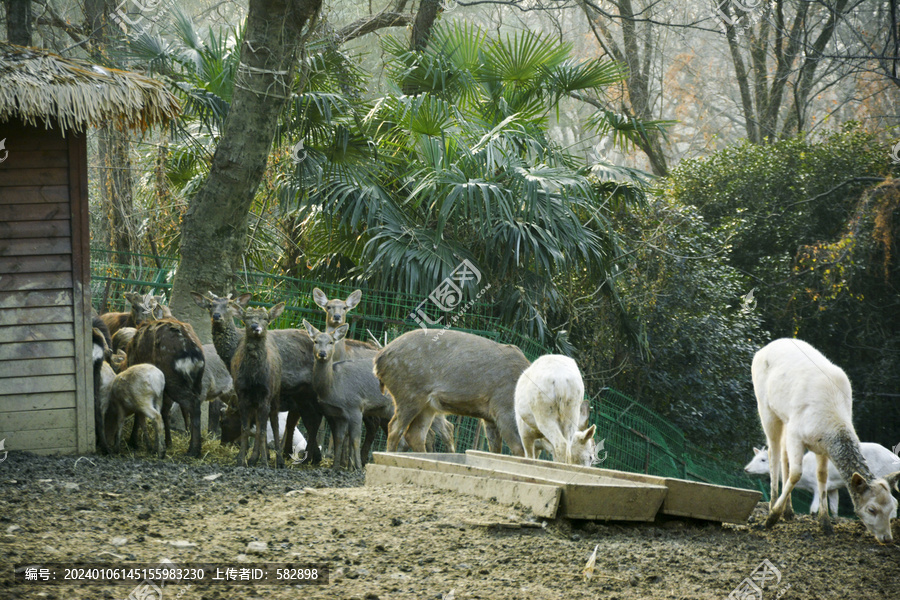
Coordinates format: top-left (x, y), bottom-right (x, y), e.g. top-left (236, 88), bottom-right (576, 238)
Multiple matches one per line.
top-left (0, 120), bottom-right (93, 454)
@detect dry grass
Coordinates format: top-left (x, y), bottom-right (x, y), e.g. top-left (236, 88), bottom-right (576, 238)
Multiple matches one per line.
top-left (0, 42), bottom-right (180, 131)
top-left (105, 416), bottom-right (327, 469)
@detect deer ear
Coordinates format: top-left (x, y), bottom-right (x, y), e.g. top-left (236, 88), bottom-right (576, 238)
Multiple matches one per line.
top-left (333, 323), bottom-right (350, 342)
top-left (228, 301), bottom-right (245, 318)
top-left (269, 302), bottom-right (286, 321)
top-left (345, 290), bottom-right (362, 310)
top-left (885, 471), bottom-right (900, 493)
top-left (312, 288), bottom-right (328, 308)
top-left (233, 293), bottom-right (252, 308)
top-left (850, 472), bottom-right (869, 495)
top-left (302, 319), bottom-right (318, 339)
top-left (189, 291), bottom-right (209, 308)
top-left (123, 292), bottom-right (141, 306)
top-left (579, 401), bottom-right (590, 428)
top-left (580, 424), bottom-right (596, 442)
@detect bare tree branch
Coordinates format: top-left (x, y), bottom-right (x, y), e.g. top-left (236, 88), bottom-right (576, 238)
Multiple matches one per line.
top-left (32, 0), bottom-right (87, 46)
top-left (334, 11), bottom-right (414, 45)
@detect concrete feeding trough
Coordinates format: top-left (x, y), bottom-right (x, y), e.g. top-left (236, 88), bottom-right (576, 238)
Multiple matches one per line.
top-left (367, 450), bottom-right (760, 524)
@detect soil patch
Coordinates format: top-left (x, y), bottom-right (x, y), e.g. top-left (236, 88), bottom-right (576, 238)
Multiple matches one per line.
top-left (1, 449), bottom-right (899, 599)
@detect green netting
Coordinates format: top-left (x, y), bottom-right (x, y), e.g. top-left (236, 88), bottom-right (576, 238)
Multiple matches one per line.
top-left (91, 248), bottom-right (508, 350)
top-left (91, 248), bottom-right (766, 495)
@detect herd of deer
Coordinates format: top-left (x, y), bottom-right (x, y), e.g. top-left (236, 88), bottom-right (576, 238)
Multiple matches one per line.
top-left (89, 288), bottom-right (579, 470)
top-left (89, 290), bottom-right (900, 543)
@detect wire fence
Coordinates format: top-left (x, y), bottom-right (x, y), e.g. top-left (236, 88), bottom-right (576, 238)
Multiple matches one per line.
top-left (93, 248), bottom-right (780, 501)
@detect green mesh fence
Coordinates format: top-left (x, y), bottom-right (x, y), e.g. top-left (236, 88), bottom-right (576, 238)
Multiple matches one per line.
top-left (92, 248), bottom-right (769, 496)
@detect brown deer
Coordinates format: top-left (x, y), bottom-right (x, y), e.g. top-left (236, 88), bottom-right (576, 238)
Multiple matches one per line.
top-left (126, 318), bottom-right (206, 457)
top-left (191, 291), bottom-right (323, 464)
top-left (101, 292), bottom-right (171, 336)
top-left (374, 329), bottom-right (529, 456)
top-left (231, 302), bottom-right (285, 468)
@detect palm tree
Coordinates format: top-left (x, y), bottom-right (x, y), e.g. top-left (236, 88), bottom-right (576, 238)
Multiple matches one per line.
top-left (297, 22), bottom-right (651, 346)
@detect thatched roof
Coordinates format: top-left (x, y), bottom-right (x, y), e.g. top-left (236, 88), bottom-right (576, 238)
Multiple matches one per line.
top-left (0, 43), bottom-right (180, 132)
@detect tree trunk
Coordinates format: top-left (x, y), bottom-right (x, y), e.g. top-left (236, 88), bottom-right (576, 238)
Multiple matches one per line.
top-left (169, 0), bottom-right (322, 341)
top-left (721, 4), bottom-right (759, 143)
top-left (82, 1), bottom-right (136, 271)
top-left (781, 0), bottom-right (850, 136)
top-left (577, 0), bottom-right (669, 176)
top-left (721, 0), bottom-right (848, 144)
top-left (97, 126), bottom-right (136, 269)
top-left (6, 0), bottom-right (32, 46)
top-left (410, 0), bottom-right (441, 51)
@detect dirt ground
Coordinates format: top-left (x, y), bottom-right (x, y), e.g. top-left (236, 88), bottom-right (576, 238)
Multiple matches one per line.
top-left (2, 445), bottom-right (900, 600)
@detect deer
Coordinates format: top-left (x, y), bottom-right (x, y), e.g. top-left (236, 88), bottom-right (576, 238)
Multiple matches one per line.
top-left (125, 318), bottom-right (206, 457)
top-left (312, 287), bottom-right (362, 361)
top-left (753, 338), bottom-right (900, 542)
top-left (515, 355), bottom-right (596, 466)
top-left (105, 364), bottom-right (167, 459)
top-left (101, 291), bottom-right (171, 336)
top-left (310, 288), bottom-right (387, 459)
top-left (191, 291), bottom-right (322, 464)
top-left (91, 321), bottom-right (114, 455)
top-left (374, 329), bottom-right (529, 456)
top-left (303, 320), bottom-right (393, 470)
top-left (231, 302), bottom-right (285, 468)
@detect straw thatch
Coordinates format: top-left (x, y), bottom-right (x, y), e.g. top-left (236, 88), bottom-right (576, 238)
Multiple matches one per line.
top-left (0, 43), bottom-right (180, 133)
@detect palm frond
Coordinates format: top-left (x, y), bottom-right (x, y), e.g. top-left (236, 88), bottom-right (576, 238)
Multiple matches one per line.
top-left (545, 58), bottom-right (626, 96)
top-left (589, 110), bottom-right (676, 152)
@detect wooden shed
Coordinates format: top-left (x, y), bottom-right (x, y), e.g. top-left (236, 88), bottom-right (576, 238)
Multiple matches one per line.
top-left (0, 43), bottom-right (179, 455)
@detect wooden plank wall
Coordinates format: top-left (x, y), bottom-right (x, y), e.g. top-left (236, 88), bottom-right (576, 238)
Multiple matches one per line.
top-left (0, 120), bottom-right (92, 454)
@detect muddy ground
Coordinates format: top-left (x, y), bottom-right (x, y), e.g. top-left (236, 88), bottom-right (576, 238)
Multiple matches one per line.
top-left (1, 444), bottom-right (899, 600)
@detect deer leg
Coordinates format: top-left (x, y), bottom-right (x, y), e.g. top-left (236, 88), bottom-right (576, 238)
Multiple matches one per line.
top-left (269, 404), bottom-right (283, 469)
top-left (404, 410), bottom-right (435, 453)
top-left (433, 416), bottom-right (455, 453)
top-left (152, 408), bottom-right (166, 459)
top-left (161, 396), bottom-right (174, 449)
top-left (248, 401), bottom-right (267, 467)
top-left (127, 413), bottom-right (144, 449)
top-left (780, 443), bottom-right (794, 520)
top-left (283, 410), bottom-right (300, 457)
top-left (816, 452), bottom-right (833, 534)
top-left (519, 426), bottom-right (539, 460)
top-left (360, 415), bottom-right (380, 467)
top-left (348, 414), bottom-right (363, 471)
top-left (331, 418), bottom-right (349, 471)
top-left (766, 434), bottom-right (804, 528)
top-left (94, 376), bottom-right (111, 455)
top-left (763, 419), bottom-right (783, 511)
top-left (186, 396), bottom-right (203, 458)
top-left (297, 400), bottom-right (323, 465)
top-left (387, 402), bottom-right (422, 452)
top-left (179, 402), bottom-right (190, 431)
top-left (104, 404), bottom-right (121, 454)
top-left (483, 420), bottom-right (503, 454)
top-left (236, 400), bottom-right (251, 468)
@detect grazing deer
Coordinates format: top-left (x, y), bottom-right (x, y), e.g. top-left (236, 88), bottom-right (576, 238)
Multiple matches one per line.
top-left (515, 355), bottom-right (596, 466)
top-left (753, 338), bottom-right (900, 542)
